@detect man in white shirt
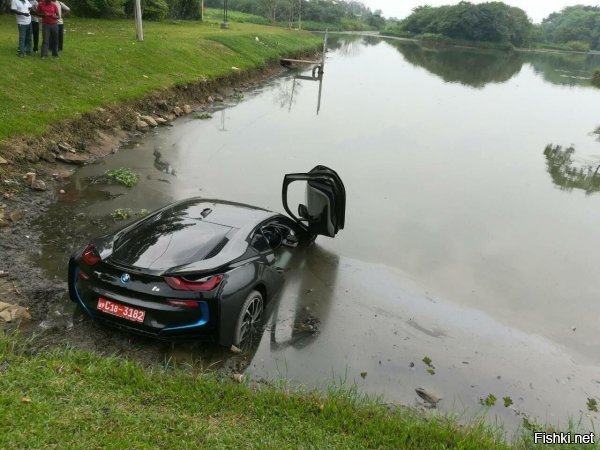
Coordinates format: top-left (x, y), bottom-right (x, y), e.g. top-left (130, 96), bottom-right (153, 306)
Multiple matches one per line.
top-left (10, 0), bottom-right (33, 57)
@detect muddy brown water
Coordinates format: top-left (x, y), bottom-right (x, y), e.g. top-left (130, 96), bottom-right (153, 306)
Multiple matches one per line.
top-left (27, 36), bottom-right (600, 434)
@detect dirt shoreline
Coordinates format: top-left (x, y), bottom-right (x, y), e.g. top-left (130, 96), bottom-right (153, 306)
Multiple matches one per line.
top-left (0, 58), bottom-right (311, 349)
top-left (0, 56), bottom-right (316, 184)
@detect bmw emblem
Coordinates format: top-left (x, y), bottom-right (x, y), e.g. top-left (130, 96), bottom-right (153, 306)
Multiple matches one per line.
top-left (120, 273), bottom-right (131, 284)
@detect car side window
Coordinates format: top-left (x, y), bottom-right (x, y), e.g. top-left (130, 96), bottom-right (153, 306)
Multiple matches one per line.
top-left (250, 231), bottom-right (270, 253)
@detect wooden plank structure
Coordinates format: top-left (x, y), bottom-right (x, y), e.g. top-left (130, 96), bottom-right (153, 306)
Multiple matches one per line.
top-left (281, 31), bottom-right (328, 77)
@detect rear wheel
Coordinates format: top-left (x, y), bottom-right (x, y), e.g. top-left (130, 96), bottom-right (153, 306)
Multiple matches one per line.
top-left (234, 290), bottom-right (264, 351)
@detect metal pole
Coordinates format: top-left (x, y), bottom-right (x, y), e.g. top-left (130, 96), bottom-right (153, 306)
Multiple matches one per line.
top-left (221, 0), bottom-right (229, 28)
top-left (134, 0), bottom-right (143, 41)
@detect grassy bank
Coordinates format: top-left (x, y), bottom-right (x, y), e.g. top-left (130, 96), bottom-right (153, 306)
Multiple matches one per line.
top-left (0, 16), bottom-right (320, 142)
top-left (0, 334), bottom-right (525, 448)
top-left (0, 334), bottom-right (596, 449)
top-left (381, 31), bottom-right (514, 51)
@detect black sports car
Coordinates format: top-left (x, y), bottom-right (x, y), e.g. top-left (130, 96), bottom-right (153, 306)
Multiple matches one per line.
top-left (68, 166), bottom-right (345, 350)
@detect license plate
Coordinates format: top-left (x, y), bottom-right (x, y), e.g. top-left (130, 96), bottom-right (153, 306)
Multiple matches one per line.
top-left (97, 297), bottom-right (146, 323)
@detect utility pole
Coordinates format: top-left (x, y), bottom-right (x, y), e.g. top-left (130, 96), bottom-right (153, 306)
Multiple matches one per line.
top-left (134, 0), bottom-right (143, 41)
top-left (221, 0), bottom-right (229, 28)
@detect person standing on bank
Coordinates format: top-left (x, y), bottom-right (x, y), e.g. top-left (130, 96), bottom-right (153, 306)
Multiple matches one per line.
top-left (10, 0), bottom-right (33, 57)
top-left (50, 0), bottom-right (69, 52)
top-left (36, 0), bottom-right (59, 58)
top-left (30, 0), bottom-right (40, 54)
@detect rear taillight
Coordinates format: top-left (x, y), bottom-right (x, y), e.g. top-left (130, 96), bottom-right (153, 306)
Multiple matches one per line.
top-left (167, 299), bottom-right (200, 308)
top-left (81, 244), bottom-right (100, 266)
top-left (164, 274), bottom-right (224, 291)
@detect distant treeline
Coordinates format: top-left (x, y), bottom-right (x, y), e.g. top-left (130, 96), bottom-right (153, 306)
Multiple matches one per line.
top-left (385, 2), bottom-right (600, 51)
top-left (0, 0), bottom-right (202, 20)
top-left (204, 0), bottom-right (386, 30)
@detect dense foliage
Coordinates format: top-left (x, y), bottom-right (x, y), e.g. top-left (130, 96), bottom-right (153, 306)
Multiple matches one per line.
top-left (387, 2), bottom-right (533, 47)
top-left (69, 0), bottom-right (127, 18)
top-left (69, 0), bottom-right (199, 19)
top-left (204, 0), bottom-right (385, 30)
top-left (593, 70), bottom-right (600, 88)
top-left (541, 6), bottom-right (600, 51)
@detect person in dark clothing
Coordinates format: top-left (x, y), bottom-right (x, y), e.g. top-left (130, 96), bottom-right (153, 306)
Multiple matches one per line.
top-left (36, 0), bottom-right (59, 58)
top-left (30, 0), bottom-right (39, 53)
top-left (48, 0), bottom-right (69, 52)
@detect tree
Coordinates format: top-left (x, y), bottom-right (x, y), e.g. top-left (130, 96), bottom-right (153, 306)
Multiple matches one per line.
top-left (397, 2), bottom-right (533, 46)
top-left (541, 6), bottom-right (600, 50)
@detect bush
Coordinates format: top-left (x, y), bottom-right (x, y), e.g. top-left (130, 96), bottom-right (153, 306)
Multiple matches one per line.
top-left (165, 0), bottom-right (201, 20)
top-left (565, 40), bottom-right (590, 52)
top-left (69, 0), bottom-right (126, 18)
top-left (593, 70), bottom-right (600, 88)
top-left (125, 0), bottom-right (168, 20)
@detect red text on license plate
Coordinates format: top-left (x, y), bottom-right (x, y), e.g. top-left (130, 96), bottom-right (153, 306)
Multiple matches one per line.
top-left (97, 297), bottom-right (146, 323)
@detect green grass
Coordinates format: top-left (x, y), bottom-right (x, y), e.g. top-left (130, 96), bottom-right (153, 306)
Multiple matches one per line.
top-left (0, 333), bottom-right (596, 449)
top-left (0, 334), bottom-right (508, 449)
top-left (203, 8), bottom-right (270, 25)
top-left (288, 19), bottom-right (374, 32)
top-left (0, 16), bottom-right (320, 142)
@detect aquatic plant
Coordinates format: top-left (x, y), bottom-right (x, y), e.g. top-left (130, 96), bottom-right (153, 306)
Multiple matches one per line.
top-left (106, 168), bottom-right (139, 188)
top-left (481, 394), bottom-right (496, 406)
top-left (193, 113), bottom-right (213, 120)
top-left (112, 208), bottom-right (134, 220)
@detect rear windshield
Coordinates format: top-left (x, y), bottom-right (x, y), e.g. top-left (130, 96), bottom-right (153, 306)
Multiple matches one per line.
top-left (111, 203), bottom-right (232, 270)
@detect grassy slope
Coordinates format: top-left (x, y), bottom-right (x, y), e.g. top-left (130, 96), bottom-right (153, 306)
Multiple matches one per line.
top-left (0, 16), bottom-right (320, 142)
top-left (0, 335), bottom-right (515, 449)
top-left (0, 335), bottom-right (596, 449)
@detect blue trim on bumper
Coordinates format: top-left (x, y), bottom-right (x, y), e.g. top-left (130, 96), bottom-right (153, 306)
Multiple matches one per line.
top-left (161, 301), bottom-right (210, 332)
top-left (72, 267), bottom-right (95, 318)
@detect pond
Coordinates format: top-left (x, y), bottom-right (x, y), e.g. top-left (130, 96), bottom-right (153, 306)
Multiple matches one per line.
top-left (34, 36), bottom-right (600, 433)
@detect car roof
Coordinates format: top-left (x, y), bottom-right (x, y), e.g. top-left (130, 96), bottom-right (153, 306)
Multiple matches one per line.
top-left (165, 198), bottom-right (283, 274)
top-left (179, 198), bottom-right (277, 229)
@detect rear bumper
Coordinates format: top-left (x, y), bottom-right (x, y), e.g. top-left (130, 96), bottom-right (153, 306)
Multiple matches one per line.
top-left (68, 259), bottom-right (217, 339)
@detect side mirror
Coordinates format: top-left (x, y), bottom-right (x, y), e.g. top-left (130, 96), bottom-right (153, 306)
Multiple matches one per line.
top-left (298, 204), bottom-right (308, 220)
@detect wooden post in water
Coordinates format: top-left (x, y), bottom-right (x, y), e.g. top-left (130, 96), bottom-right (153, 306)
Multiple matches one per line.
top-left (134, 0), bottom-right (143, 41)
top-left (320, 30), bottom-right (328, 75)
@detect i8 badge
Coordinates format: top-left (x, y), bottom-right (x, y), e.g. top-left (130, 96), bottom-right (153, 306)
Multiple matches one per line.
top-left (120, 273), bottom-right (131, 284)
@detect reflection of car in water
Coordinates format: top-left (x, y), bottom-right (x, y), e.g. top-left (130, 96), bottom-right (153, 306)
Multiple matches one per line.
top-left (68, 166), bottom-right (346, 350)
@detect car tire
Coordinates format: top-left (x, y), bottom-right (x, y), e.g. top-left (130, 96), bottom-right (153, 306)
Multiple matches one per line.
top-left (233, 290), bottom-right (264, 351)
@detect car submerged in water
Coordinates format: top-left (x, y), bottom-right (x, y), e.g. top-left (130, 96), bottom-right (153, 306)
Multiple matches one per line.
top-left (68, 166), bottom-right (345, 350)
